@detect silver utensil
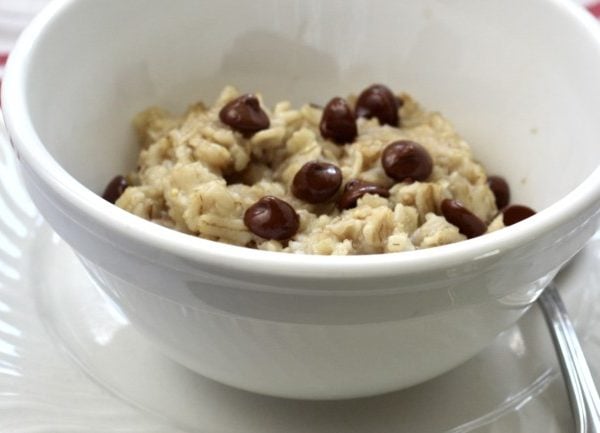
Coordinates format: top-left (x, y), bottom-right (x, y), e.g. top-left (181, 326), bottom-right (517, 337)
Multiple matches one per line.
top-left (538, 283), bottom-right (600, 433)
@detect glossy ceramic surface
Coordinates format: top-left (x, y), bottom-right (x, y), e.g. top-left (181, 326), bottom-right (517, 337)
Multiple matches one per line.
top-left (2, 125), bottom-right (600, 432)
top-left (3, 0), bottom-right (600, 397)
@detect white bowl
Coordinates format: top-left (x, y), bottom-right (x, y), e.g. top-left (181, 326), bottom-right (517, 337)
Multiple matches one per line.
top-left (4, 0), bottom-right (600, 399)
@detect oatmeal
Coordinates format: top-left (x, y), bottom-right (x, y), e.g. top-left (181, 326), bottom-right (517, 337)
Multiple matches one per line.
top-left (104, 84), bottom-right (535, 255)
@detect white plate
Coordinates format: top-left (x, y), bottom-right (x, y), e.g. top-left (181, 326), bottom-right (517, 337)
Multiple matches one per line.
top-left (0, 121), bottom-right (599, 433)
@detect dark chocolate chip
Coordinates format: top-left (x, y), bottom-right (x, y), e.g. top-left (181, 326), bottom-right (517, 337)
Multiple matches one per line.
top-left (102, 175), bottom-right (128, 204)
top-left (319, 97), bottom-right (358, 144)
top-left (219, 94), bottom-right (270, 137)
top-left (337, 179), bottom-right (390, 210)
top-left (502, 205), bottom-right (536, 226)
top-left (292, 161), bottom-right (342, 204)
top-left (487, 175), bottom-right (510, 209)
top-left (381, 140), bottom-right (433, 182)
top-left (244, 196), bottom-right (299, 240)
top-left (441, 199), bottom-right (487, 239)
top-left (355, 84), bottom-right (400, 126)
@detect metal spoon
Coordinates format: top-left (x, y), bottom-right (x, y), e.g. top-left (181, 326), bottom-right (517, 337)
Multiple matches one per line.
top-left (538, 283), bottom-right (600, 433)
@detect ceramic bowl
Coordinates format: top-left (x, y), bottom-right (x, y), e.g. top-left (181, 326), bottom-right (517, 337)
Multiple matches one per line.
top-left (4, 0), bottom-right (600, 399)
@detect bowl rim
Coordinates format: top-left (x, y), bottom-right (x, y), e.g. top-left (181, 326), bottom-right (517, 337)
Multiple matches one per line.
top-left (3, 0), bottom-right (600, 281)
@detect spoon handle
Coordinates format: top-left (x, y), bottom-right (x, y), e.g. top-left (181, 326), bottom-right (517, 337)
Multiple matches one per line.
top-left (538, 283), bottom-right (600, 433)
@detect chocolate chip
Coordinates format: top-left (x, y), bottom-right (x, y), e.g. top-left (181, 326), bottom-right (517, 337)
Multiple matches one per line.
top-left (219, 94), bottom-right (270, 137)
top-left (244, 196), bottom-right (300, 240)
top-left (502, 205), bottom-right (536, 226)
top-left (355, 84), bottom-right (400, 126)
top-left (319, 97), bottom-right (358, 144)
top-left (381, 140), bottom-right (433, 182)
top-left (487, 175), bottom-right (510, 209)
top-left (292, 161), bottom-right (342, 204)
top-left (102, 175), bottom-right (128, 204)
top-left (441, 199), bottom-right (487, 239)
top-left (337, 179), bottom-right (390, 210)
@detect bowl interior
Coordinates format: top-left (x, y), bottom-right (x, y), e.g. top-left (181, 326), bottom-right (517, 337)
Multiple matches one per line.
top-left (23, 0), bottom-right (600, 211)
